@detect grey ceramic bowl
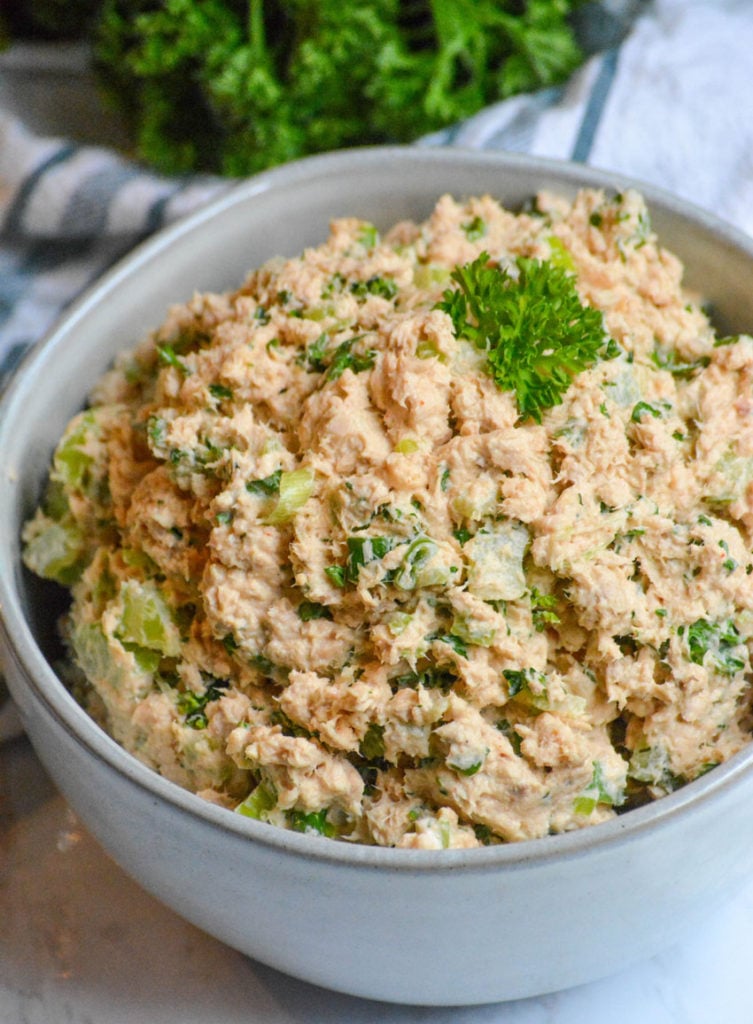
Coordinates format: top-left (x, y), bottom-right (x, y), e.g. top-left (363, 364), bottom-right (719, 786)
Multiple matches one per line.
top-left (3, 147), bottom-right (753, 1007)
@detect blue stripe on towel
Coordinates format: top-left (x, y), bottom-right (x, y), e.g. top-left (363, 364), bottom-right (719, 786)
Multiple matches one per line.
top-left (2, 143), bottom-right (78, 237)
top-left (571, 48), bottom-right (619, 163)
top-left (60, 163), bottom-right (145, 238)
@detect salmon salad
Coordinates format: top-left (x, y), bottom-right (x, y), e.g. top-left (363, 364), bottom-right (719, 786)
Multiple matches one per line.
top-left (23, 188), bottom-right (753, 848)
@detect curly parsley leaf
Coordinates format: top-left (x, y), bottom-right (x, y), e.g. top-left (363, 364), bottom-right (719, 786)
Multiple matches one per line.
top-left (438, 254), bottom-right (611, 422)
top-left (90, 0), bottom-right (586, 176)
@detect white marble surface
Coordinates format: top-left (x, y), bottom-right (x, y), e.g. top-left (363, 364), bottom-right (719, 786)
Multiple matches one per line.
top-left (1, 734), bottom-right (752, 1024)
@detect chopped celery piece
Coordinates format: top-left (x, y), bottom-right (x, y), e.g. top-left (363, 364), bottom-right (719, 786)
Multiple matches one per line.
top-left (628, 743), bottom-right (681, 790)
top-left (547, 235), bottom-right (575, 272)
top-left (264, 467), bottom-right (315, 525)
top-left (602, 364), bottom-right (640, 408)
top-left (504, 667), bottom-right (586, 717)
top-left (52, 410), bottom-right (98, 492)
top-left (387, 611), bottom-right (413, 636)
top-left (358, 223), bottom-right (379, 249)
top-left (413, 264), bottom-right (451, 291)
top-left (324, 565), bottom-right (346, 587)
top-left (117, 580), bottom-right (181, 657)
top-left (236, 782), bottom-right (277, 820)
top-left (465, 522), bottom-right (529, 601)
top-left (706, 450), bottom-right (753, 506)
top-left (72, 622), bottom-right (124, 689)
top-left (415, 338), bottom-right (444, 360)
top-left (552, 418), bottom-right (587, 449)
top-left (574, 761), bottom-right (625, 815)
top-left (447, 747), bottom-right (488, 776)
top-left (22, 516), bottom-right (88, 585)
top-left (450, 613), bottom-right (496, 648)
top-left (127, 645), bottom-right (162, 674)
top-left (395, 437), bottom-right (420, 454)
top-left (121, 547), bottom-right (160, 573)
top-left (42, 478), bottom-right (70, 520)
top-left (450, 487), bottom-right (498, 521)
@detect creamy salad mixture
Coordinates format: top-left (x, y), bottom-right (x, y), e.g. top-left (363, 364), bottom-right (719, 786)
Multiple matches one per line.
top-left (23, 189), bottom-right (753, 848)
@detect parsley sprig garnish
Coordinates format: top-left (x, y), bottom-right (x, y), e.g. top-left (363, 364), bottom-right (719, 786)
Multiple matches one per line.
top-left (438, 253), bottom-right (612, 422)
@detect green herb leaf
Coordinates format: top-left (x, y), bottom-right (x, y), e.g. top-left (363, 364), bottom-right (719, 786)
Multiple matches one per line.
top-left (685, 618), bottom-right (746, 676)
top-left (392, 667), bottom-right (457, 692)
top-left (235, 782), bottom-right (277, 820)
top-left (287, 808), bottom-right (335, 837)
top-left (651, 346), bottom-right (710, 378)
top-left (350, 276), bottom-right (398, 300)
top-left (630, 400), bottom-right (669, 423)
top-left (297, 600), bottom-right (333, 622)
top-left (246, 469), bottom-right (282, 496)
top-left (297, 332), bottom-right (330, 372)
top-left (432, 632), bottom-right (468, 659)
top-left (177, 678), bottom-right (229, 729)
top-left (156, 344), bottom-right (190, 375)
top-left (208, 382), bottom-right (233, 401)
top-left (463, 215), bottom-right (486, 241)
top-left (326, 337), bottom-right (377, 381)
top-left (344, 534), bottom-right (399, 584)
top-left (359, 723), bottom-right (386, 760)
top-left (438, 254), bottom-right (609, 422)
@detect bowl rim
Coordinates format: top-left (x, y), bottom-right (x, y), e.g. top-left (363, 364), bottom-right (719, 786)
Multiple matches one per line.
top-left (3, 143), bottom-right (753, 872)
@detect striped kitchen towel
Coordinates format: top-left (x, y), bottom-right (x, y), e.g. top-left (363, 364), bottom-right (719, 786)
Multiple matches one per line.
top-left (0, 117), bottom-right (231, 389)
top-left (1, 0), bottom-right (753, 736)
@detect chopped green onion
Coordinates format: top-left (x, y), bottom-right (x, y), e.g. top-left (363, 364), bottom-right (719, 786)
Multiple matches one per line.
top-left (264, 467), bottom-right (315, 525)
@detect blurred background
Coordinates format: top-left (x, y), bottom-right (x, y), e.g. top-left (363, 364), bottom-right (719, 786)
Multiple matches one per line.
top-left (0, 0), bottom-right (642, 173)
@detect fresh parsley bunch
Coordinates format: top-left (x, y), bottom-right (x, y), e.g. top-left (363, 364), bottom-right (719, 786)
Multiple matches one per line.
top-left (439, 253), bottom-right (614, 422)
top-left (86, 0), bottom-right (588, 175)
